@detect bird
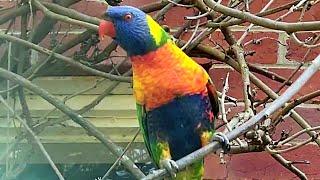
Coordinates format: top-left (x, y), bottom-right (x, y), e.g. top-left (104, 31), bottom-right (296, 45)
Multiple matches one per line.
top-left (99, 6), bottom-right (220, 179)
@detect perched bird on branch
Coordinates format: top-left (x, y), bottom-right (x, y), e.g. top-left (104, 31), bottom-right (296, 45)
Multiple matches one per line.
top-left (99, 6), bottom-right (220, 179)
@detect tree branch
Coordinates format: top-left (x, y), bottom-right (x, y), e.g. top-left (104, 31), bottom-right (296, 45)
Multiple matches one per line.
top-left (191, 41), bottom-right (320, 147)
top-left (0, 95), bottom-right (65, 180)
top-left (0, 34), bottom-right (131, 82)
top-left (0, 68), bottom-right (145, 179)
top-left (32, 0), bottom-right (98, 31)
top-left (205, 0), bottom-right (320, 33)
top-left (142, 54), bottom-right (320, 180)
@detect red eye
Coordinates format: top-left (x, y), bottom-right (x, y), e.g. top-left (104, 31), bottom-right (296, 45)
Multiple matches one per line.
top-left (124, 13), bottom-right (132, 21)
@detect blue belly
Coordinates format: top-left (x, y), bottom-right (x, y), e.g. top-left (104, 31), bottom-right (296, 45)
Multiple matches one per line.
top-left (146, 94), bottom-right (213, 161)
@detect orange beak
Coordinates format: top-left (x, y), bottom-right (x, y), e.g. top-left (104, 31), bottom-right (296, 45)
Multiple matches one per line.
top-left (98, 20), bottom-right (116, 40)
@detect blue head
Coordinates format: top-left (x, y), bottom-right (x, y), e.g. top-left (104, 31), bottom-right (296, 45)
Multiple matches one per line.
top-left (99, 6), bottom-right (170, 56)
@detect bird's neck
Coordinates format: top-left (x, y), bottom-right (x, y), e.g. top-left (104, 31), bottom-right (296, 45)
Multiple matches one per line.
top-left (130, 41), bottom-right (178, 67)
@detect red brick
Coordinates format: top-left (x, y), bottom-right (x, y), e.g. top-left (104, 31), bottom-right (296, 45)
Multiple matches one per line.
top-left (249, 0), bottom-right (275, 14)
top-left (309, 3), bottom-right (320, 21)
top-left (269, 106), bottom-right (319, 138)
top-left (71, 1), bottom-right (106, 18)
top-left (209, 68), bottom-right (243, 99)
top-left (282, 2), bottom-right (320, 22)
top-left (160, 7), bottom-right (194, 27)
top-left (286, 32), bottom-right (320, 62)
top-left (214, 105), bottom-right (319, 141)
top-left (236, 32), bottom-right (279, 64)
top-left (182, 31), bottom-right (279, 64)
top-left (75, 0), bottom-right (192, 27)
top-left (253, 0), bottom-right (320, 22)
top-left (204, 153), bottom-right (229, 179)
top-left (255, 68), bottom-right (320, 101)
top-left (253, 69), bottom-right (318, 100)
top-left (209, 67), bottom-right (320, 102)
top-left (204, 144), bottom-right (320, 179)
top-left (209, 68), bottom-right (275, 99)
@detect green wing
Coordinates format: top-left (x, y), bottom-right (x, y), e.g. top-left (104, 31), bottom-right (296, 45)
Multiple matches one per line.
top-left (136, 103), bottom-right (153, 160)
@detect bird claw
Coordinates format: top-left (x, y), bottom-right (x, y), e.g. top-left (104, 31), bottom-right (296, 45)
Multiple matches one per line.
top-left (212, 132), bottom-right (230, 153)
top-left (160, 159), bottom-right (179, 178)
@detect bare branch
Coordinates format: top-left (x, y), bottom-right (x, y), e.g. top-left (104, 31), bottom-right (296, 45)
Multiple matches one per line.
top-left (0, 68), bottom-right (145, 179)
top-left (221, 28), bottom-right (253, 116)
top-left (0, 95), bottom-right (65, 180)
top-left (31, 0), bottom-right (98, 31)
top-left (291, 33), bottom-right (320, 48)
top-left (193, 42), bottom-right (320, 147)
top-left (220, 73), bottom-right (243, 146)
top-left (237, 0), bottom-right (275, 45)
top-left (269, 151), bottom-right (307, 180)
top-left (267, 138), bottom-right (314, 154)
top-left (167, 0), bottom-right (194, 8)
top-left (0, 34), bottom-right (131, 82)
top-left (280, 126), bottom-right (320, 145)
top-left (142, 54), bottom-right (320, 180)
top-left (205, 0), bottom-right (320, 33)
top-left (181, 12), bottom-right (201, 50)
top-left (101, 128), bottom-right (141, 180)
top-left (207, 0), bottom-right (301, 28)
top-left (42, 2), bottom-right (100, 25)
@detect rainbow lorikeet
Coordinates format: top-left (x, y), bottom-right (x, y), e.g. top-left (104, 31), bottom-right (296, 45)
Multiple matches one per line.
top-left (99, 6), bottom-right (220, 179)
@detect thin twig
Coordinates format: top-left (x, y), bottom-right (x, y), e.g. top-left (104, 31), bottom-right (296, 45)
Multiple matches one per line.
top-left (243, 36), bottom-right (286, 47)
top-left (237, 0), bottom-right (275, 45)
top-left (221, 27), bottom-right (252, 115)
top-left (181, 12), bottom-right (201, 50)
top-left (280, 126), bottom-right (320, 145)
top-left (0, 95), bottom-right (65, 180)
top-left (220, 73), bottom-right (243, 146)
top-left (255, 63), bottom-right (303, 107)
top-left (233, 45), bottom-right (252, 113)
top-left (207, 0), bottom-right (301, 28)
top-left (0, 34), bottom-right (131, 82)
top-left (192, 40), bottom-right (320, 147)
top-left (268, 147), bottom-right (307, 180)
top-left (88, 0), bottom-right (109, 6)
top-left (0, 68), bottom-right (145, 179)
top-left (271, 89), bottom-right (320, 129)
top-left (204, 0), bottom-right (320, 33)
top-left (167, 0), bottom-right (194, 8)
top-left (142, 54), bottom-right (320, 180)
top-left (154, 0), bottom-right (182, 21)
top-left (291, 33), bottom-right (320, 48)
top-left (185, 11), bottom-right (210, 20)
top-left (31, 0), bottom-right (98, 30)
top-left (28, 0), bottom-right (34, 29)
top-left (267, 137), bottom-right (314, 154)
top-left (220, 72), bottom-right (230, 123)
top-left (101, 128), bottom-right (141, 180)
top-left (276, 0), bottom-right (309, 21)
top-left (42, 2), bottom-right (100, 25)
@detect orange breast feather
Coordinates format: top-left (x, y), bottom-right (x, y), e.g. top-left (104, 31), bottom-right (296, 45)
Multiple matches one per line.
top-left (131, 41), bottom-right (209, 110)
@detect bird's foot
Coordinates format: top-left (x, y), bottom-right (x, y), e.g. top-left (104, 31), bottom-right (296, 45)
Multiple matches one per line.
top-left (159, 159), bottom-right (179, 178)
top-left (212, 132), bottom-right (230, 153)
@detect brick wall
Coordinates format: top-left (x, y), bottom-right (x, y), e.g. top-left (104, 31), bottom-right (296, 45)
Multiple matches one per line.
top-left (1, 0), bottom-right (320, 179)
